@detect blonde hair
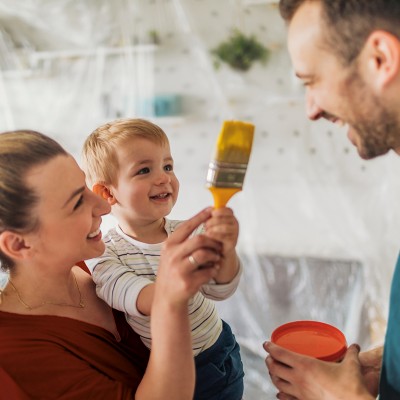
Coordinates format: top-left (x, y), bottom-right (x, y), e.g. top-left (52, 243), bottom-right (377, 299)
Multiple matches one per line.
top-left (0, 130), bottom-right (67, 271)
top-left (82, 118), bottom-right (169, 187)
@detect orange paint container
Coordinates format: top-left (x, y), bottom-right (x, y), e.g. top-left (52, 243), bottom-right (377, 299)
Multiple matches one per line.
top-left (271, 320), bottom-right (347, 362)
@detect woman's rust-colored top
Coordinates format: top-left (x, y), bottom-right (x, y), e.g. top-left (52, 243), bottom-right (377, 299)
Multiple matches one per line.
top-left (0, 308), bottom-right (150, 400)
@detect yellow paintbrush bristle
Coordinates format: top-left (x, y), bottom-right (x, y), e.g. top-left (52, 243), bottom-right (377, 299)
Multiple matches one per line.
top-left (206, 120), bottom-right (255, 208)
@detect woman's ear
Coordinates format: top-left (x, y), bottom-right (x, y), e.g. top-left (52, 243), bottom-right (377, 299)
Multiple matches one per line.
top-left (0, 231), bottom-right (31, 262)
top-left (92, 183), bottom-right (117, 205)
top-left (365, 30), bottom-right (400, 90)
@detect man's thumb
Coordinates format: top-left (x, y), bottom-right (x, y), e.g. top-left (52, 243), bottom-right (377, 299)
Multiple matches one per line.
top-left (344, 343), bottom-right (361, 361)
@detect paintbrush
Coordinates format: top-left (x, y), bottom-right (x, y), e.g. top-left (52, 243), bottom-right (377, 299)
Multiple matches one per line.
top-left (206, 120), bottom-right (255, 208)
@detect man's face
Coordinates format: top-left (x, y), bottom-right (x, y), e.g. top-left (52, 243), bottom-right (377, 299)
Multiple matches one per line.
top-left (287, 1), bottom-right (400, 159)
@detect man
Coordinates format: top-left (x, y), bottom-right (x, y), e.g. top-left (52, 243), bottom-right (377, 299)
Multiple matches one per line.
top-left (264, 1), bottom-right (400, 399)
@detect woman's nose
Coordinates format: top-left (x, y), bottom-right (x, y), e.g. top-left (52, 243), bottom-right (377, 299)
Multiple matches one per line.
top-left (93, 191), bottom-right (111, 216)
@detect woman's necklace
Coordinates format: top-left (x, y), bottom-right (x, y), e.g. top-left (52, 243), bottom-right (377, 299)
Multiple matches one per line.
top-left (6, 272), bottom-right (85, 310)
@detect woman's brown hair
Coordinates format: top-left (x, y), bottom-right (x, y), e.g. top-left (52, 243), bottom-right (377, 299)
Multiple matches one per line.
top-left (0, 130), bottom-right (67, 271)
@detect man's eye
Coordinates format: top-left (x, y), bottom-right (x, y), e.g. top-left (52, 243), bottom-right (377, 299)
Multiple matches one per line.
top-left (164, 164), bottom-right (173, 171)
top-left (138, 167), bottom-right (150, 175)
top-left (73, 195), bottom-right (84, 210)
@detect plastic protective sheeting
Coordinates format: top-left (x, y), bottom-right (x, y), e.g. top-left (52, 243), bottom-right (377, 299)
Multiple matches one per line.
top-left (0, 1), bottom-right (399, 398)
top-left (216, 254), bottom-right (369, 398)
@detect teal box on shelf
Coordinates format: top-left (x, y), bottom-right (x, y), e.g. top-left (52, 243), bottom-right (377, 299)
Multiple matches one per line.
top-left (137, 94), bottom-right (181, 117)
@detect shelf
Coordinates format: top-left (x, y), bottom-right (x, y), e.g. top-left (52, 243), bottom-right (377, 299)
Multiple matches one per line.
top-left (1, 45), bottom-right (159, 76)
top-left (29, 44), bottom-right (158, 66)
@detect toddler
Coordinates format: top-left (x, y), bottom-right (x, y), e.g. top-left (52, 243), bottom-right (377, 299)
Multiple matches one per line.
top-left (82, 118), bottom-right (244, 400)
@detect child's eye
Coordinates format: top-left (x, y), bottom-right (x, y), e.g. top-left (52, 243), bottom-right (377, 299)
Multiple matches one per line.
top-left (164, 164), bottom-right (173, 172)
top-left (73, 195), bottom-right (84, 210)
top-left (137, 167), bottom-right (150, 175)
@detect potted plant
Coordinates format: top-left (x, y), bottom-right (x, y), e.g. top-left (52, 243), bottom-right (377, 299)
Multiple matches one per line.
top-left (148, 29), bottom-right (161, 45)
top-left (211, 29), bottom-right (269, 72)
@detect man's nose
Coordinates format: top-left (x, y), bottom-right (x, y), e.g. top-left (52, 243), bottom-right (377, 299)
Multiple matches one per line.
top-left (306, 91), bottom-right (323, 121)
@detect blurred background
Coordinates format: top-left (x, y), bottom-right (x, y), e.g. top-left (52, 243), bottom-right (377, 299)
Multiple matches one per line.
top-left (1, 0), bottom-right (400, 398)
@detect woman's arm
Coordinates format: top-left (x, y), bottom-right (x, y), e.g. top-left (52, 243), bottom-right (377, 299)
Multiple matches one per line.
top-left (136, 208), bottom-right (222, 400)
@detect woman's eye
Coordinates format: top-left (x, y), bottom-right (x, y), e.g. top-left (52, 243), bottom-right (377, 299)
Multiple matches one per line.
top-left (73, 195), bottom-right (84, 210)
top-left (137, 167), bottom-right (150, 175)
top-left (164, 164), bottom-right (173, 172)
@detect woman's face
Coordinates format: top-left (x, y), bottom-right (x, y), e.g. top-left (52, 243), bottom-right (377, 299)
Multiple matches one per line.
top-left (25, 155), bottom-right (110, 268)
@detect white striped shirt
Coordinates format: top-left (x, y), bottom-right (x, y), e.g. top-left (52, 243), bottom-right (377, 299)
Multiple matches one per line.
top-left (86, 219), bottom-right (242, 355)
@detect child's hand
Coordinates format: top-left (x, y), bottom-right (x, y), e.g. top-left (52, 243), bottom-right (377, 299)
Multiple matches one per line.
top-left (204, 207), bottom-right (239, 256)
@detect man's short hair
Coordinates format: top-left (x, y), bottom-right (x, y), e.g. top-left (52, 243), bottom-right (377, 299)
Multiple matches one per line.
top-left (279, 0), bottom-right (400, 65)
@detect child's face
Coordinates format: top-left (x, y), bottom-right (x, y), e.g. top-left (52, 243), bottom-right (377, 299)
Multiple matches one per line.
top-left (110, 136), bottom-right (179, 226)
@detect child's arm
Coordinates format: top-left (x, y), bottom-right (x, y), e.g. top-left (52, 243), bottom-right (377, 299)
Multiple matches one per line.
top-left (136, 284), bottom-right (155, 315)
top-left (203, 207), bottom-right (240, 284)
top-left (89, 244), bottom-right (155, 317)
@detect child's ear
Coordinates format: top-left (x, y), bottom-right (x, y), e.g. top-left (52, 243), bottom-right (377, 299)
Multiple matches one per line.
top-left (0, 231), bottom-right (32, 262)
top-left (92, 183), bottom-right (117, 205)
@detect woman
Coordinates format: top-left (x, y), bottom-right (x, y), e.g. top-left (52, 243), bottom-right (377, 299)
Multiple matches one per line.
top-left (0, 130), bottom-right (222, 399)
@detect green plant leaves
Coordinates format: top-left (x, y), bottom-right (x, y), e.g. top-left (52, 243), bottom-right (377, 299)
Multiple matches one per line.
top-left (211, 29), bottom-right (270, 72)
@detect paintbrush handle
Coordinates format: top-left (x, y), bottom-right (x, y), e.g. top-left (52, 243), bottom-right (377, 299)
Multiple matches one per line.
top-left (208, 187), bottom-right (241, 208)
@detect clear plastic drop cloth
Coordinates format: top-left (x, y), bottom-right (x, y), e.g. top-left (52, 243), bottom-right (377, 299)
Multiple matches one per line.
top-left (216, 254), bottom-right (370, 398)
top-left (1, 1), bottom-right (399, 398)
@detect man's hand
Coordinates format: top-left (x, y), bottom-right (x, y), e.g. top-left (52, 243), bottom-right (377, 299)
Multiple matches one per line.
top-left (264, 341), bottom-right (375, 400)
top-left (358, 346), bottom-right (383, 397)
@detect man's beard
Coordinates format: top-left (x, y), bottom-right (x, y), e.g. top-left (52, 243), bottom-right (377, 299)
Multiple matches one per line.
top-left (352, 114), bottom-right (399, 159)
top-left (343, 69), bottom-right (400, 159)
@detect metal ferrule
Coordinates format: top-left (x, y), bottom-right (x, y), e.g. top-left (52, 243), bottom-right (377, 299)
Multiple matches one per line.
top-left (206, 160), bottom-right (247, 188)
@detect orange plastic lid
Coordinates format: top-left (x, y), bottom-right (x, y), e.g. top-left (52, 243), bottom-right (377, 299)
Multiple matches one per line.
top-left (271, 320), bottom-right (347, 362)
